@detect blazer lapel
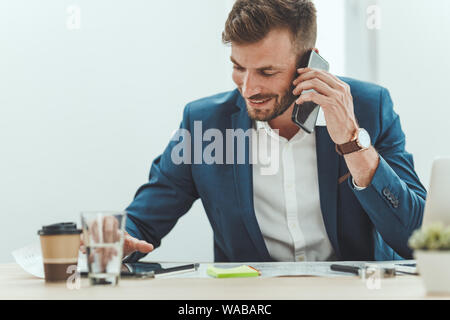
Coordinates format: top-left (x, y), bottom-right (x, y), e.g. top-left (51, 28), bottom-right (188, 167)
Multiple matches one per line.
top-left (315, 127), bottom-right (342, 259)
top-left (230, 95), bottom-right (272, 262)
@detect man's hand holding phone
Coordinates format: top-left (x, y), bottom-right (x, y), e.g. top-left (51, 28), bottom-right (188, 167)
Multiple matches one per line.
top-left (292, 55), bottom-right (380, 188)
top-left (291, 50), bottom-right (331, 134)
top-left (292, 64), bottom-right (359, 145)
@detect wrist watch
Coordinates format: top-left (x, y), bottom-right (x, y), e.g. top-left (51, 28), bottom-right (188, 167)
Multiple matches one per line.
top-left (335, 128), bottom-right (371, 156)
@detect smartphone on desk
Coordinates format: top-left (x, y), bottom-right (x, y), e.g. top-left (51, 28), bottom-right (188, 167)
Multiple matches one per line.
top-left (291, 50), bottom-right (330, 134)
top-left (80, 262), bottom-right (199, 278)
top-left (124, 262), bottom-right (199, 278)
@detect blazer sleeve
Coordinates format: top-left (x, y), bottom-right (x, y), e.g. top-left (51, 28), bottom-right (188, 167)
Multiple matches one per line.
top-left (349, 87), bottom-right (427, 259)
top-left (123, 104), bottom-right (199, 262)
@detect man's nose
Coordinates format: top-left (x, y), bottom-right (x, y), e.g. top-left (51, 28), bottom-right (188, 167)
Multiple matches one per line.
top-left (242, 73), bottom-right (262, 98)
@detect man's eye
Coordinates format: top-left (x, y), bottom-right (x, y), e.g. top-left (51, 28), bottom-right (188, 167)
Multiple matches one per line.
top-left (261, 72), bottom-right (277, 77)
top-left (233, 65), bottom-right (244, 71)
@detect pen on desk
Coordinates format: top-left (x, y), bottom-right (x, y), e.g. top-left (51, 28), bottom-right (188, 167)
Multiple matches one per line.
top-left (331, 264), bottom-right (405, 278)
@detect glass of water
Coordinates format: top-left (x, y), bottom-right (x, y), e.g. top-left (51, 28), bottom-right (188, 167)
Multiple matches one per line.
top-left (81, 211), bottom-right (127, 285)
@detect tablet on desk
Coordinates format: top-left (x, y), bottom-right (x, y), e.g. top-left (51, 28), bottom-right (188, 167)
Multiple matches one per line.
top-left (80, 261), bottom-right (199, 278)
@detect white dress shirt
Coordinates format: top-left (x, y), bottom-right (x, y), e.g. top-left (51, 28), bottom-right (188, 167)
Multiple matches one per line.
top-left (252, 120), bottom-right (335, 262)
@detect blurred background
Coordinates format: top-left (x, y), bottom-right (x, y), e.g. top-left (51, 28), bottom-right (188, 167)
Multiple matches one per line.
top-left (1, 0), bottom-right (449, 263)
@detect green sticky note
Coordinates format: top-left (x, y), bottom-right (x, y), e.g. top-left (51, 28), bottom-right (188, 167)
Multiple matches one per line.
top-left (207, 265), bottom-right (260, 278)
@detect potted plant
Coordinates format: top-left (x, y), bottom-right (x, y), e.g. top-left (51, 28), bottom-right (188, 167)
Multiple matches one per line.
top-left (408, 222), bottom-right (450, 294)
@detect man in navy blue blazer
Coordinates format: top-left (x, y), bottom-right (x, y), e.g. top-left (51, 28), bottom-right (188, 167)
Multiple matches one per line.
top-left (121, 0), bottom-right (426, 262)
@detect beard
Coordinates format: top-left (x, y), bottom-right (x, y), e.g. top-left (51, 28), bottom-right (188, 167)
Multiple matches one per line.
top-left (245, 86), bottom-right (297, 122)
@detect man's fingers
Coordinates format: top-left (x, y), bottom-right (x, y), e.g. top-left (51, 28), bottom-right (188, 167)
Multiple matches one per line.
top-left (79, 234), bottom-right (86, 253)
top-left (103, 215), bottom-right (118, 243)
top-left (136, 240), bottom-right (154, 253)
top-left (294, 68), bottom-right (342, 91)
top-left (124, 234), bottom-right (154, 256)
top-left (296, 90), bottom-right (335, 112)
top-left (293, 78), bottom-right (335, 97)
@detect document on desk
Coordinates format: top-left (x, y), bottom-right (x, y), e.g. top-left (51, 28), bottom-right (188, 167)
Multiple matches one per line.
top-left (154, 262), bottom-right (363, 278)
top-left (155, 261), bottom-right (417, 279)
top-left (12, 242), bottom-right (87, 279)
top-left (249, 262), bottom-right (367, 278)
top-left (12, 243), bottom-right (44, 278)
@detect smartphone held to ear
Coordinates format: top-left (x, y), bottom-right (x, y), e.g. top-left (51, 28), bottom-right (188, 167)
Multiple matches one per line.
top-left (291, 50), bottom-right (329, 134)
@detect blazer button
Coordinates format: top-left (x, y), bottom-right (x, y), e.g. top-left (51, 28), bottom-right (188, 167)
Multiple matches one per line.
top-left (383, 188), bottom-right (390, 197)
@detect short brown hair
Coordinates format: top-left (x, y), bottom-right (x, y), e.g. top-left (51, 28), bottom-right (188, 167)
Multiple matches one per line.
top-left (222, 0), bottom-right (317, 55)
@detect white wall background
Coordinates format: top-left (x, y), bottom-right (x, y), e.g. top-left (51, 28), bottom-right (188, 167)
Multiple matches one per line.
top-left (0, 0), bottom-right (345, 263)
top-left (377, 0), bottom-right (450, 186)
top-left (0, 0), bottom-right (233, 263)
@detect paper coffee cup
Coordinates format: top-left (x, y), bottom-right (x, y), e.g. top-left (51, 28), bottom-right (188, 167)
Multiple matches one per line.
top-left (38, 222), bottom-right (82, 282)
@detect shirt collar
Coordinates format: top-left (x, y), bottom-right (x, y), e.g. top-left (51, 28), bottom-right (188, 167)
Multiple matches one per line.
top-left (254, 120), bottom-right (307, 143)
top-left (254, 120), bottom-right (268, 131)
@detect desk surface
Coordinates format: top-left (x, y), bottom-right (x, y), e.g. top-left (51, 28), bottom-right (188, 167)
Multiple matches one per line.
top-left (1, 263), bottom-right (448, 300)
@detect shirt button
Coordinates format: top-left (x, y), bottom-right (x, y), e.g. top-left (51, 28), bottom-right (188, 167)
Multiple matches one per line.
top-left (296, 255), bottom-right (305, 262)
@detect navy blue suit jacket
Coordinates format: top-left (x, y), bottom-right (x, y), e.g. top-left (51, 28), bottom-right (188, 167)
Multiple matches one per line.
top-left (124, 77), bottom-right (427, 262)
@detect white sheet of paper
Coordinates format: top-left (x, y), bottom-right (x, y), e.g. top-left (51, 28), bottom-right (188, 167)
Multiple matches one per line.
top-left (11, 242), bottom-right (87, 278)
top-left (11, 243), bottom-right (44, 278)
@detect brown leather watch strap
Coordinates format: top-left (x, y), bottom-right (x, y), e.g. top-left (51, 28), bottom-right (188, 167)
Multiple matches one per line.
top-left (335, 140), bottom-right (362, 156)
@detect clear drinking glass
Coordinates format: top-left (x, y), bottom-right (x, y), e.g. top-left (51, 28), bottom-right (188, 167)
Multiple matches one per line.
top-left (81, 211), bottom-right (127, 285)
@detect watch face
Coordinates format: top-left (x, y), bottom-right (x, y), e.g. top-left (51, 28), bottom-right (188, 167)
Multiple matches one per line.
top-left (358, 128), bottom-right (371, 149)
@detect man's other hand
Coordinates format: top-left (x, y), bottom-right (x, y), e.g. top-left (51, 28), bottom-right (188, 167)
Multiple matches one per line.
top-left (80, 230), bottom-right (154, 258)
top-left (122, 231), bottom-right (154, 257)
